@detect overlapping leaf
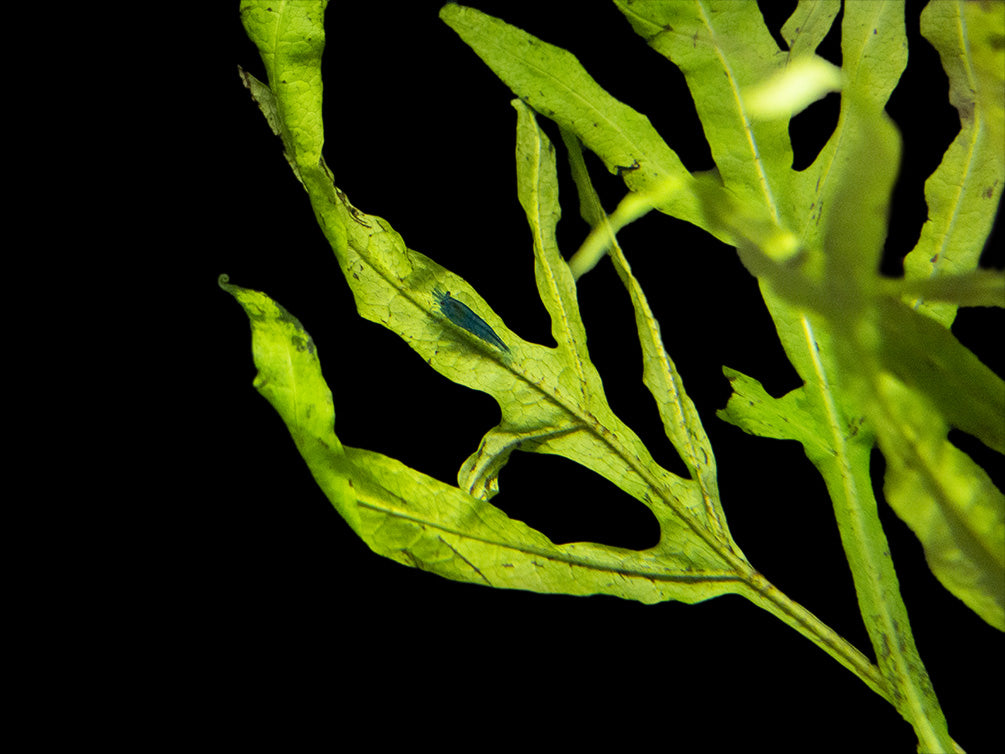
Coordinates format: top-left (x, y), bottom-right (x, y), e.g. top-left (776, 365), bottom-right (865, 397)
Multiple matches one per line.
top-left (231, 2), bottom-right (1002, 747)
top-left (607, 0), bottom-right (1002, 634)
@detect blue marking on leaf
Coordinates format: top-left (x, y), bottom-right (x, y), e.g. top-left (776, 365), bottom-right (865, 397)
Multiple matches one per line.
top-left (432, 287), bottom-right (511, 353)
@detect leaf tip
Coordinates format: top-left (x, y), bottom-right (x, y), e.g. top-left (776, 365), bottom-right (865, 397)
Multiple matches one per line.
top-left (438, 2), bottom-right (468, 23)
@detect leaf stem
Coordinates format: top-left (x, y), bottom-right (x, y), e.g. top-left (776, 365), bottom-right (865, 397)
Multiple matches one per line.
top-left (739, 568), bottom-right (892, 703)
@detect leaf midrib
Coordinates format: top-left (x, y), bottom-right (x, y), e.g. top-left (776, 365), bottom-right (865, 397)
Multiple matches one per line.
top-left (350, 466), bottom-right (745, 584)
top-left (694, 0), bottom-right (782, 224)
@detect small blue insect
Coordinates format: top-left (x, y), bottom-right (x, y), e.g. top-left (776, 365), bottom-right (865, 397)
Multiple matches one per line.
top-left (432, 287), bottom-right (511, 353)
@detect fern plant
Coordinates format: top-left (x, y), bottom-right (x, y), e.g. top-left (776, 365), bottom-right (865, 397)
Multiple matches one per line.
top-left (225, 1), bottom-right (1003, 750)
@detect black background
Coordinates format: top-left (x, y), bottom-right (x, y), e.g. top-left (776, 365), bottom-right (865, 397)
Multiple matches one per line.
top-left (185, 1), bottom-right (1002, 750)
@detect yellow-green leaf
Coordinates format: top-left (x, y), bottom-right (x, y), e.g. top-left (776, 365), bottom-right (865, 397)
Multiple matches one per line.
top-left (873, 373), bottom-right (1005, 631)
top-left (439, 3), bottom-right (709, 237)
top-left (904, 0), bottom-right (1005, 327)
